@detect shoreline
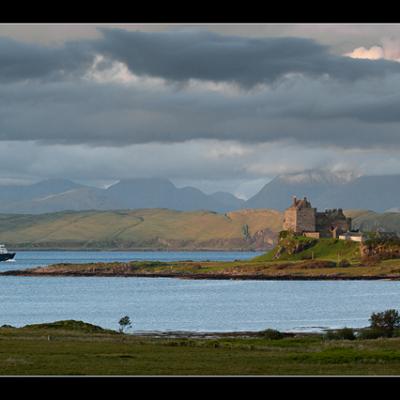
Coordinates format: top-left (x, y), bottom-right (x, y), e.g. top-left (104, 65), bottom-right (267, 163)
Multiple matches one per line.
top-left (2, 270), bottom-right (399, 280)
top-left (123, 330), bottom-right (313, 338)
top-left (5, 248), bottom-right (268, 252)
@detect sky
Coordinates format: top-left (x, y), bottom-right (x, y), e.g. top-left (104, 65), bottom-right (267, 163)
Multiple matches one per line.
top-left (1, 24), bottom-right (400, 199)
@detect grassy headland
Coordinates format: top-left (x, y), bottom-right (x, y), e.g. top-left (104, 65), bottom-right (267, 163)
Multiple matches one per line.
top-left (5, 258), bottom-right (400, 280)
top-left (253, 236), bottom-right (361, 262)
top-left (5, 233), bottom-right (400, 280)
top-left (2, 320), bottom-right (400, 375)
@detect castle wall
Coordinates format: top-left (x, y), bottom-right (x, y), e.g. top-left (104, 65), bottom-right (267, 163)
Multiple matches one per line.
top-left (283, 207), bottom-right (316, 233)
top-left (296, 207), bottom-right (316, 232)
top-left (316, 210), bottom-right (351, 238)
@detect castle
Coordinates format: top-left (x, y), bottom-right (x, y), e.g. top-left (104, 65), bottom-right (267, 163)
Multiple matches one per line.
top-left (282, 196), bottom-right (352, 239)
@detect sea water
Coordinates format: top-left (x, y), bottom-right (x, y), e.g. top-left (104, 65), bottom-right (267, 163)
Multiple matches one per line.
top-left (0, 251), bottom-right (399, 332)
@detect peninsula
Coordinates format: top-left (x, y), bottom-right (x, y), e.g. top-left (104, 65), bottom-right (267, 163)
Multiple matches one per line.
top-left (5, 197), bottom-right (400, 280)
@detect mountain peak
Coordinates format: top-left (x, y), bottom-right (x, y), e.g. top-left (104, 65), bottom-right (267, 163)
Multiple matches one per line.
top-left (108, 177), bottom-right (175, 189)
top-left (277, 169), bottom-right (358, 185)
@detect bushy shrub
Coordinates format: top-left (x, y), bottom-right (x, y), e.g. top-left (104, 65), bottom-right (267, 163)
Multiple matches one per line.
top-left (261, 329), bottom-right (284, 340)
top-left (325, 327), bottom-right (356, 340)
top-left (357, 328), bottom-right (387, 340)
top-left (279, 230), bottom-right (290, 239)
top-left (391, 329), bottom-right (400, 338)
top-left (337, 259), bottom-right (351, 267)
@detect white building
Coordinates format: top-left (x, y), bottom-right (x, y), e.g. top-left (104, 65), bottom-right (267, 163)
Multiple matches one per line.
top-left (338, 232), bottom-right (365, 242)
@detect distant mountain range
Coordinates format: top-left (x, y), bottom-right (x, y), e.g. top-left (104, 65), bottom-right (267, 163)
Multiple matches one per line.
top-left (0, 178), bottom-right (245, 214)
top-left (1, 170), bottom-right (400, 214)
top-left (245, 170), bottom-right (400, 212)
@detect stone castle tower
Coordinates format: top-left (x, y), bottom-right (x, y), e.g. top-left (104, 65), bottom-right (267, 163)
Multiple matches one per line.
top-left (282, 196), bottom-right (351, 238)
top-left (282, 197), bottom-right (316, 233)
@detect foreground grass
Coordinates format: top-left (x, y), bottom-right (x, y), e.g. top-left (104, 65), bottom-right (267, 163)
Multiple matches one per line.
top-left (2, 322), bottom-right (400, 375)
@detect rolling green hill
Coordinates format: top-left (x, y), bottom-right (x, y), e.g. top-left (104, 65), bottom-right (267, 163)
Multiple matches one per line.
top-left (0, 207), bottom-right (399, 251)
top-left (0, 208), bottom-right (282, 250)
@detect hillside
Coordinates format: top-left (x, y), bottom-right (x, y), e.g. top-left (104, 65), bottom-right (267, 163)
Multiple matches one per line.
top-left (254, 229), bottom-right (400, 265)
top-left (0, 208), bottom-right (282, 251)
top-left (1, 207), bottom-right (400, 251)
top-left (253, 234), bottom-right (361, 263)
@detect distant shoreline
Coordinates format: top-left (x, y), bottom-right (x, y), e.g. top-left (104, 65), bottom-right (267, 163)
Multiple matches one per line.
top-left (3, 272), bottom-right (398, 280)
top-left (7, 248), bottom-right (264, 253)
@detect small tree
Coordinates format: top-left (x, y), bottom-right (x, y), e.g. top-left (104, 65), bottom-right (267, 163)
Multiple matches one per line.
top-left (118, 315), bottom-right (132, 333)
top-left (369, 309), bottom-right (400, 337)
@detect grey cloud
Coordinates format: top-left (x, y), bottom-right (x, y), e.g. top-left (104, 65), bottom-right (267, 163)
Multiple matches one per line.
top-left (0, 37), bottom-right (94, 82)
top-left (0, 77), bottom-right (399, 149)
top-left (0, 29), bottom-right (400, 150)
top-left (94, 28), bottom-right (400, 86)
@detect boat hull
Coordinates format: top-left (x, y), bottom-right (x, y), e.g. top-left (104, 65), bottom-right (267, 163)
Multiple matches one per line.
top-left (0, 253), bottom-right (15, 262)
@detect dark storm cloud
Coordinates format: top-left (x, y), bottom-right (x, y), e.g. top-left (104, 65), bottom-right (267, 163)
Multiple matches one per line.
top-left (94, 28), bottom-right (400, 86)
top-left (1, 28), bottom-right (400, 86)
top-left (0, 37), bottom-right (94, 82)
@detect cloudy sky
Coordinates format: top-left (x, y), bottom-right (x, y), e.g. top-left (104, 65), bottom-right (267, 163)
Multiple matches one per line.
top-left (1, 23), bottom-right (400, 199)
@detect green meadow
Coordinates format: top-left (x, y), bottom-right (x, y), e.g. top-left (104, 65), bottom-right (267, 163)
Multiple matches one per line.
top-left (1, 321), bottom-right (400, 375)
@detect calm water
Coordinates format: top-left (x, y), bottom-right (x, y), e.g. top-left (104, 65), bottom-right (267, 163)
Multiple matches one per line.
top-left (0, 251), bottom-right (400, 332)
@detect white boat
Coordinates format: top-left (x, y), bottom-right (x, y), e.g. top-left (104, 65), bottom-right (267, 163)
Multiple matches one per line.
top-left (0, 245), bottom-right (15, 261)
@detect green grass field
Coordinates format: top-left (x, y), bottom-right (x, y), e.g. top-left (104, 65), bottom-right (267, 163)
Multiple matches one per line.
top-left (1, 321), bottom-right (400, 375)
